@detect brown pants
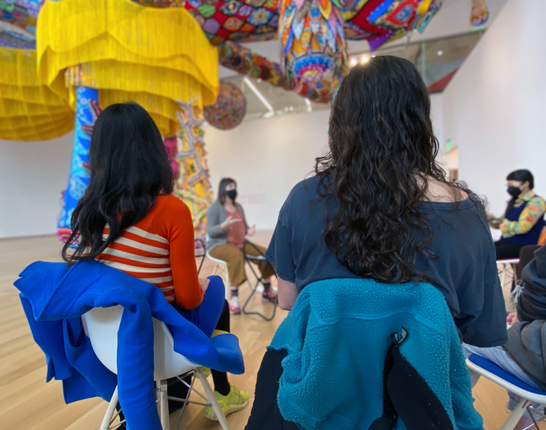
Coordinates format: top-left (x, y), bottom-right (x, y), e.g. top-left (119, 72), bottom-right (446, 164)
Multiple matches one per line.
top-left (209, 242), bottom-right (275, 287)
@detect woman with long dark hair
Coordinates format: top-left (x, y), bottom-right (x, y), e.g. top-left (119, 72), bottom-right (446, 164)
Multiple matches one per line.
top-left (245, 56), bottom-right (506, 428)
top-left (206, 178), bottom-right (276, 314)
top-left (488, 169), bottom-right (546, 260)
top-left (63, 103), bottom-right (248, 421)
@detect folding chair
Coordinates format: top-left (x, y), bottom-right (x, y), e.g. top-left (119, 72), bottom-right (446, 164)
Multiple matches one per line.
top-left (467, 354), bottom-right (546, 430)
top-left (242, 241), bottom-right (278, 322)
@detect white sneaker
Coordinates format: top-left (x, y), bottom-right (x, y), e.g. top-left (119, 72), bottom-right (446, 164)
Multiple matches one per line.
top-left (229, 296), bottom-right (241, 314)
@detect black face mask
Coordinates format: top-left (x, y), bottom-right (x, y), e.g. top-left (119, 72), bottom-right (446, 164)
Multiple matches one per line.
top-left (507, 186), bottom-right (521, 197)
top-left (226, 189), bottom-right (237, 200)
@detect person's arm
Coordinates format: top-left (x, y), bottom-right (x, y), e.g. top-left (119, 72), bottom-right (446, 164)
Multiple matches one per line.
top-left (238, 204), bottom-right (249, 235)
top-left (206, 203), bottom-right (225, 238)
top-left (166, 200), bottom-right (203, 310)
top-left (501, 197), bottom-right (546, 237)
top-left (278, 278), bottom-right (298, 310)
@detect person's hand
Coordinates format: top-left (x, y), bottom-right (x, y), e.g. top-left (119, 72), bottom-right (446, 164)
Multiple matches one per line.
top-left (507, 312), bottom-right (519, 325)
top-left (489, 218), bottom-right (502, 229)
top-left (199, 278), bottom-right (210, 294)
top-left (486, 211), bottom-right (496, 221)
top-left (221, 216), bottom-right (241, 231)
top-left (499, 220), bottom-right (509, 231)
top-left (248, 224), bottom-right (256, 237)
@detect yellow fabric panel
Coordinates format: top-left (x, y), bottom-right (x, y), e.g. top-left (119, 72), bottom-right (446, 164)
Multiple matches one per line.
top-left (0, 83), bottom-right (66, 107)
top-left (0, 116), bottom-right (74, 141)
top-left (37, 0), bottom-right (219, 105)
top-left (0, 99), bottom-right (70, 117)
top-left (0, 113), bottom-right (73, 130)
top-left (0, 47), bottom-right (74, 141)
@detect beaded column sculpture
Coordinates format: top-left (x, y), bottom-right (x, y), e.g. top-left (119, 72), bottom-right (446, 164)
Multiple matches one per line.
top-left (174, 103), bottom-right (213, 240)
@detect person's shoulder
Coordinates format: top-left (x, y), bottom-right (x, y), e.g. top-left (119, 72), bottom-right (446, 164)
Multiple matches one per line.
top-left (154, 195), bottom-right (191, 216)
top-left (288, 175), bottom-right (320, 201)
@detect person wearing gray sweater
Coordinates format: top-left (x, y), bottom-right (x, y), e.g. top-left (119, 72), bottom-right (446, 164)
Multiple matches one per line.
top-left (464, 245), bottom-right (546, 430)
top-left (206, 178), bottom-right (276, 314)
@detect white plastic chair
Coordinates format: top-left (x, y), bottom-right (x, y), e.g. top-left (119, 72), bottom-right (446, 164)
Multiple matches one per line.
top-left (497, 258), bottom-right (520, 291)
top-left (467, 354), bottom-right (546, 430)
top-left (207, 251), bottom-right (231, 301)
top-left (81, 306), bottom-right (230, 430)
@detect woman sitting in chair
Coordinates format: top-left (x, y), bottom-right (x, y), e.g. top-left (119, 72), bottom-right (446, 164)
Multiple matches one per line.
top-left (62, 103), bottom-right (248, 421)
top-left (465, 245), bottom-right (546, 430)
top-left (488, 169), bottom-right (546, 260)
top-left (206, 178), bottom-right (277, 314)
top-left (246, 56), bottom-right (507, 429)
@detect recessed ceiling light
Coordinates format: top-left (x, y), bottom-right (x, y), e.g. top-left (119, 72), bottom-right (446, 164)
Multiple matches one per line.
top-left (361, 55), bottom-right (369, 64)
top-left (350, 58), bottom-right (358, 67)
top-left (437, 50), bottom-right (444, 56)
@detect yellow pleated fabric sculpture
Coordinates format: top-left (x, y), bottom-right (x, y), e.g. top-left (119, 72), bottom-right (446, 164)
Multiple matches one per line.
top-left (37, 0), bottom-right (219, 135)
top-left (0, 47), bottom-right (74, 141)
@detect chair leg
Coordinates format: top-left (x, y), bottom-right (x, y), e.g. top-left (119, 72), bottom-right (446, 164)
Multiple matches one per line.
top-left (501, 264), bottom-right (507, 289)
top-left (101, 386), bottom-right (119, 430)
top-left (212, 263), bottom-right (218, 277)
top-left (500, 399), bottom-right (532, 430)
top-left (156, 380), bottom-right (170, 430)
top-left (195, 368), bottom-right (230, 430)
top-left (225, 267), bottom-right (230, 300)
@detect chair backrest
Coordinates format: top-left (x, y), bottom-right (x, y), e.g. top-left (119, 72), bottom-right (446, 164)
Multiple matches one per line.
top-left (82, 306), bottom-right (197, 381)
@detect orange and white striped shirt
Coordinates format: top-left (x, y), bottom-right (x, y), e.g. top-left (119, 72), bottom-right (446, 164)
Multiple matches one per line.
top-left (96, 195), bottom-right (203, 309)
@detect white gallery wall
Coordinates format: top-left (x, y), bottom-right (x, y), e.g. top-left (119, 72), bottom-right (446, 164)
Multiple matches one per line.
top-left (206, 109), bottom-right (330, 231)
top-left (443, 0), bottom-right (546, 216)
top-left (0, 133), bottom-right (73, 239)
top-left (0, 90), bottom-right (444, 239)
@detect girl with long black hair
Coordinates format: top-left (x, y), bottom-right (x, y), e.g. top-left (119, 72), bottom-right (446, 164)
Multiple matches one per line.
top-left (62, 103), bottom-right (248, 421)
top-left (246, 56), bottom-right (507, 429)
top-left (488, 169), bottom-right (546, 260)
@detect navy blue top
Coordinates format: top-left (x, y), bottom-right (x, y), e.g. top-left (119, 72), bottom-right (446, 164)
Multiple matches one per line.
top-left (266, 175), bottom-right (507, 348)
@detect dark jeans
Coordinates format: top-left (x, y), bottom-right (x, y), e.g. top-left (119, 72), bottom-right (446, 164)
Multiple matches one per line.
top-left (245, 349), bottom-right (299, 430)
top-left (495, 240), bottom-right (526, 260)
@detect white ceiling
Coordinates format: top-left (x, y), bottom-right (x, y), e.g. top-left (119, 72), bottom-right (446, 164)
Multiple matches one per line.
top-left (219, 0), bottom-right (509, 78)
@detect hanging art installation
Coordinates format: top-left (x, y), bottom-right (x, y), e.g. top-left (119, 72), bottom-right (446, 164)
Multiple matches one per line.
top-left (204, 81), bottom-right (247, 130)
top-left (0, 0), bottom-right (447, 239)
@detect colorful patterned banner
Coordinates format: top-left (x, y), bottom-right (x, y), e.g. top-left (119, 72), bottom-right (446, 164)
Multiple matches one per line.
top-left (174, 103), bottom-right (213, 239)
top-left (57, 86), bottom-right (101, 242)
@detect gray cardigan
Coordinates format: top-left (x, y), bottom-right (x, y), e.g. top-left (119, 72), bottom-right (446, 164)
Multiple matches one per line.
top-left (206, 200), bottom-right (249, 252)
top-left (504, 246), bottom-right (546, 390)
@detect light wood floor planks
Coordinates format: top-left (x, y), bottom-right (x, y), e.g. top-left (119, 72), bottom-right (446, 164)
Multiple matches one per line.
top-left (0, 233), bottom-right (541, 429)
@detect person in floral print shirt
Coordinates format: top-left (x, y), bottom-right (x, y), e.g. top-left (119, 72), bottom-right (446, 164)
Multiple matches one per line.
top-left (488, 170), bottom-right (546, 260)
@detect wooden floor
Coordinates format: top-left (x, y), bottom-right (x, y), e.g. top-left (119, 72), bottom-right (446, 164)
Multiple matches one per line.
top-left (0, 233), bottom-right (541, 430)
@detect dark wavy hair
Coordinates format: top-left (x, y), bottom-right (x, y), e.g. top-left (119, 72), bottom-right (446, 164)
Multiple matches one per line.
top-left (62, 103), bottom-right (174, 265)
top-left (316, 55), bottom-right (465, 283)
top-left (505, 169), bottom-right (534, 217)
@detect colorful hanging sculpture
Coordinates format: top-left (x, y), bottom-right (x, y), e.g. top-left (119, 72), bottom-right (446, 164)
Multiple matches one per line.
top-left (184, 0), bottom-right (280, 45)
top-left (345, 0), bottom-right (443, 50)
top-left (174, 103), bottom-right (213, 238)
top-left (219, 41), bottom-right (331, 102)
top-left (470, 0), bottom-right (489, 27)
top-left (0, 0), bottom-right (39, 40)
top-left (204, 81), bottom-right (246, 130)
top-left (279, 0), bottom-right (348, 96)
